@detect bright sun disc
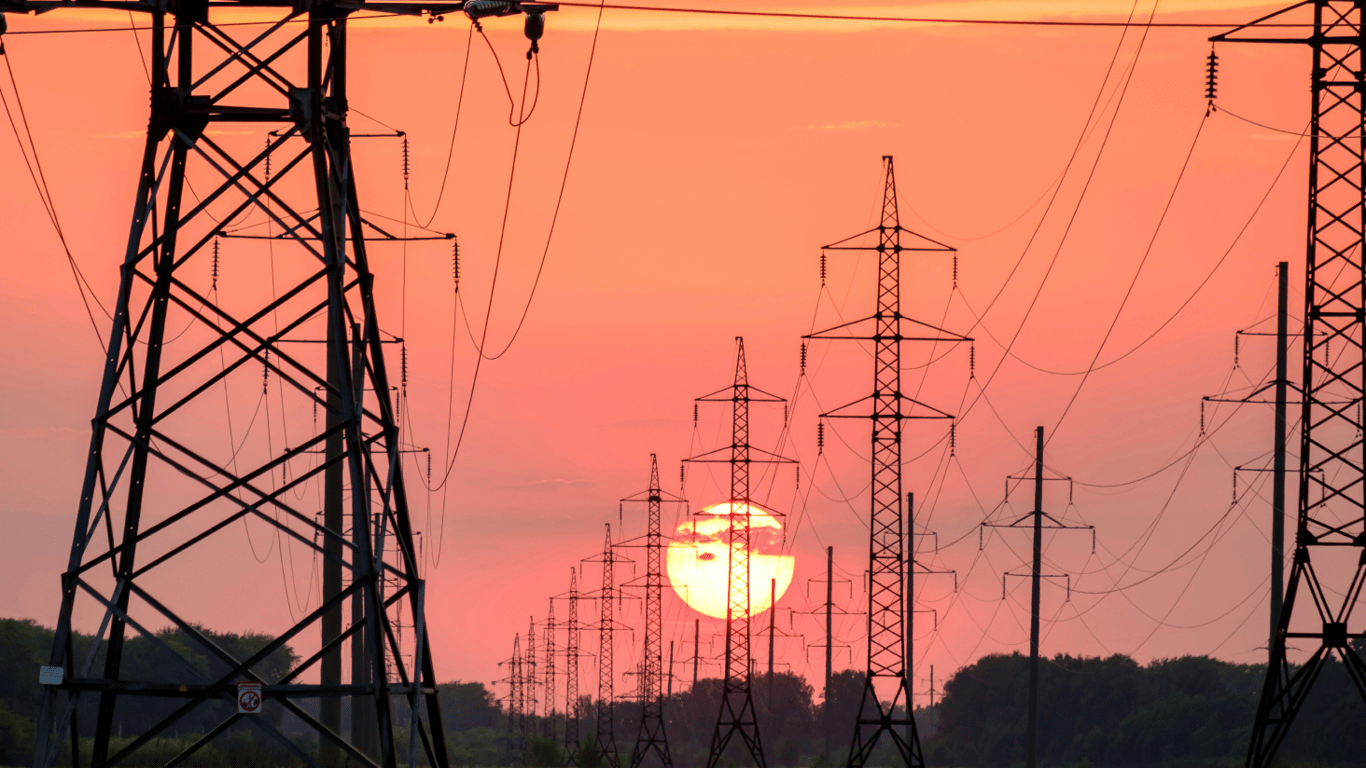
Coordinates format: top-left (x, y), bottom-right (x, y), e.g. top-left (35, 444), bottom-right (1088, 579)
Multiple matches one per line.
top-left (666, 501), bottom-right (795, 618)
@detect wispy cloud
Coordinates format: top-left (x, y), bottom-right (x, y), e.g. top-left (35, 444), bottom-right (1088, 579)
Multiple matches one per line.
top-left (805, 119), bottom-right (898, 131)
top-left (495, 479), bottom-right (600, 493)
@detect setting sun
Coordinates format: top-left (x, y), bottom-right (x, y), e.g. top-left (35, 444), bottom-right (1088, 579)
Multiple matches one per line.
top-left (666, 501), bottom-right (796, 619)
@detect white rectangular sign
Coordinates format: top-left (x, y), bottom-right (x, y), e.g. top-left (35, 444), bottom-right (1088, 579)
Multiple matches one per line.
top-left (38, 666), bottom-right (64, 685)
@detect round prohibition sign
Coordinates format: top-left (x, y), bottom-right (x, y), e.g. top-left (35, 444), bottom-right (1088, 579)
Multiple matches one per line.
top-left (237, 683), bottom-right (263, 714)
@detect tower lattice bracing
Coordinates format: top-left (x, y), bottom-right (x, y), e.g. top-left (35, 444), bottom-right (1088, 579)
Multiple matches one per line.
top-left (564, 567), bottom-right (583, 765)
top-left (624, 455), bottom-right (679, 768)
top-left (508, 634), bottom-right (526, 765)
top-left (584, 525), bottom-right (625, 768)
top-left (806, 157), bottom-right (965, 768)
top-left (686, 338), bottom-right (794, 768)
top-left (545, 598), bottom-right (558, 742)
top-left (1214, 5), bottom-right (1366, 764)
top-left (23, 3), bottom-right (460, 768)
top-left (526, 616), bottom-right (539, 749)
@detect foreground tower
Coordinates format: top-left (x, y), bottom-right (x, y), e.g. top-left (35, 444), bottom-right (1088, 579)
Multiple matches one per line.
top-left (1213, 5), bottom-right (1366, 765)
top-left (20, 2), bottom-right (492, 766)
top-left (806, 157), bottom-right (966, 768)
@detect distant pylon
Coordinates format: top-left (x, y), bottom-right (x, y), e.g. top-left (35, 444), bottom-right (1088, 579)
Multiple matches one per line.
top-left (1213, 6), bottom-right (1366, 765)
top-left (545, 598), bottom-right (559, 742)
top-left (527, 615), bottom-right (539, 749)
top-left (506, 634), bottom-right (526, 764)
top-left (806, 156), bottom-right (968, 768)
top-left (584, 525), bottom-right (631, 768)
top-left (564, 567), bottom-right (584, 766)
top-left (623, 454), bottom-right (686, 768)
top-left (686, 338), bottom-right (796, 768)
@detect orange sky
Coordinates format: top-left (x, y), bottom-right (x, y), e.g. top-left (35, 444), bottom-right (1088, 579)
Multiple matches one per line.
top-left (0, 0), bottom-right (1329, 704)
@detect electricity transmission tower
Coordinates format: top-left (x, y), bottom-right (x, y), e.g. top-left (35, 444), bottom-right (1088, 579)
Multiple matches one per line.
top-left (6, 1), bottom-right (579, 766)
top-left (622, 454), bottom-right (685, 768)
top-left (805, 156), bottom-right (968, 768)
top-left (561, 567), bottom-right (586, 766)
top-left (982, 427), bottom-right (1092, 768)
top-left (505, 634), bottom-right (527, 764)
top-left (545, 598), bottom-right (558, 741)
top-left (527, 615), bottom-right (540, 746)
top-left (1214, 6), bottom-right (1366, 764)
top-left (584, 524), bottom-right (631, 768)
top-left (685, 337), bottom-right (795, 768)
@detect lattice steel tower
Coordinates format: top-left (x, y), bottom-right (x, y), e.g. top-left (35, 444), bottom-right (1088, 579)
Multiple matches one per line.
top-left (623, 454), bottom-right (683, 768)
top-left (1213, 5), bottom-right (1366, 765)
top-left (526, 615), bottom-right (539, 747)
top-left (584, 525), bottom-right (629, 768)
top-left (545, 597), bottom-right (558, 741)
top-left (805, 157), bottom-right (967, 768)
top-left (506, 633), bottom-right (526, 765)
top-left (12, 0), bottom-right (524, 766)
top-left (685, 338), bottom-right (795, 768)
top-left (562, 567), bottom-right (584, 765)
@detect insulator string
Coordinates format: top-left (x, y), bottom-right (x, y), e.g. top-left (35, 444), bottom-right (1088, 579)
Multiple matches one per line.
top-left (1205, 45), bottom-right (1219, 102)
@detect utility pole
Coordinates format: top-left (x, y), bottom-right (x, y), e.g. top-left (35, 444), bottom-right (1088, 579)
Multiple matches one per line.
top-left (694, 620), bottom-right (701, 687)
top-left (1271, 261), bottom-right (1289, 653)
top-left (668, 642), bottom-right (675, 699)
top-left (927, 667), bottom-right (935, 739)
top-left (824, 548), bottom-right (834, 768)
top-left (805, 156), bottom-right (968, 768)
top-left (623, 454), bottom-right (684, 768)
top-left (584, 525), bottom-right (631, 768)
top-left (1203, 262), bottom-right (1294, 664)
top-left (983, 427), bottom-right (1092, 768)
top-left (904, 492), bottom-right (954, 748)
top-left (768, 579), bottom-right (777, 693)
top-left (1214, 9), bottom-right (1366, 763)
top-left (799, 546), bottom-right (853, 768)
top-left (685, 338), bottom-right (795, 768)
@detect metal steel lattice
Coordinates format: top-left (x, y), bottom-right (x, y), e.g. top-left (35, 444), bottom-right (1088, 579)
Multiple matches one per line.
top-left (25, 3), bottom-right (456, 768)
top-left (583, 526), bottom-right (628, 768)
top-left (564, 566), bottom-right (584, 766)
top-left (806, 157), bottom-right (966, 768)
top-left (624, 454), bottom-right (684, 768)
top-left (1213, 4), bottom-right (1366, 765)
top-left (545, 598), bottom-right (558, 742)
top-left (686, 338), bottom-right (794, 768)
top-left (507, 634), bottom-right (526, 764)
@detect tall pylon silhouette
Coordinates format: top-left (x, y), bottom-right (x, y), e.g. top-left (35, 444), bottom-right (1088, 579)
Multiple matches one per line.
top-left (686, 338), bottom-right (795, 768)
top-left (623, 455), bottom-right (686, 768)
top-left (806, 157), bottom-right (968, 768)
top-left (1213, 6), bottom-right (1366, 764)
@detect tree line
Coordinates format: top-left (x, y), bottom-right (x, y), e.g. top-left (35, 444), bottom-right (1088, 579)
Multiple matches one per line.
top-left (3, 618), bottom-right (1363, 767)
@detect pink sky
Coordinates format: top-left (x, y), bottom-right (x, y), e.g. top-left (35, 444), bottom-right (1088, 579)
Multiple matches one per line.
top-left (0, 0), bottom-right (1332, 704)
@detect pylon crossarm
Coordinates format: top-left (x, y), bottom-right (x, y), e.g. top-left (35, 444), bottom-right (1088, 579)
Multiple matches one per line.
top-left (820, 393), bottom-right (955, 421)
top-left (806, 313), bottom-right (973, 343)
top-left (822, 225), bottom-right (955, 252)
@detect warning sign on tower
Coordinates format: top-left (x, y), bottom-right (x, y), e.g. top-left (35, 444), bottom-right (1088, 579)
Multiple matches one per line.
top-left (236, 682), bottom-right (263, 714)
